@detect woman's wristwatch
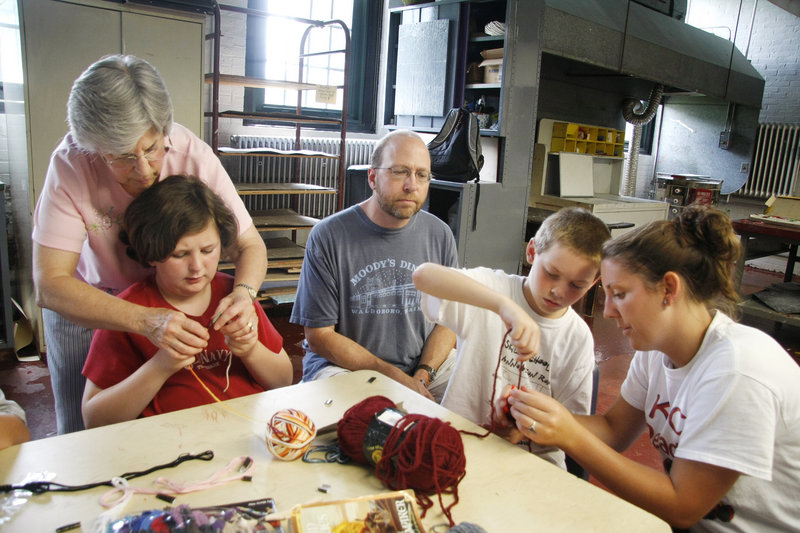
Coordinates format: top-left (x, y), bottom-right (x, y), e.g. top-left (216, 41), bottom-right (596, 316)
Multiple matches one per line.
top-left (235, 282), bottom-right (258, 301)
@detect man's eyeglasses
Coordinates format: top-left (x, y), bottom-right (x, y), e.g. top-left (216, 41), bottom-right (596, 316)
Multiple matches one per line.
top-left (105, 144), bottom-right (165, 169)
top-left (374, 166), bottom-right (433, 184)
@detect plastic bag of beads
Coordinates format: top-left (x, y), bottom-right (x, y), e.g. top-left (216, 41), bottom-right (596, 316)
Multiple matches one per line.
top-left (96, 498), bottom-right (280, 532)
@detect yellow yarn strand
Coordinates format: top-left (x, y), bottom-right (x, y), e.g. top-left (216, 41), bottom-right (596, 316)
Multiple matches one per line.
top-left (186, 366), bottom-right (316, 461)
top-left (185, 366), bottom-right (260, 423)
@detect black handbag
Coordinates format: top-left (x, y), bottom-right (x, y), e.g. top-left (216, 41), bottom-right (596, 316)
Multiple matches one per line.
top-left (427, 108), bottom-right (484, 183)
top-left (427, 108), bottom-right (484, 230)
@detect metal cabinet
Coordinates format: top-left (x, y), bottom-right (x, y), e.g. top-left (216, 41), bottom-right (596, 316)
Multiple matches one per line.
top-left (384, 0), bottom-right (508, 137)
top-left (15, 0), bottom-right (205, 352)
top-left (426, 181), bottom-right (521, 272)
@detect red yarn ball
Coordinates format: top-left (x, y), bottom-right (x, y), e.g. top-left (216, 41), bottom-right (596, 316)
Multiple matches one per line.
top-left (336, 395), bottom-right (467, 525)
top-left (376, 413), bottom-right (466, 495)
top-left (337, 395), bottom-right (396, 465)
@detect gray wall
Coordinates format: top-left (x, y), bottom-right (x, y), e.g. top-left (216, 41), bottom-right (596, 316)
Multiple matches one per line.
top-left (651, 0), bottom-right (800, 199)
top-left (655, 95), bottom-right (760, 194)
top-left (536, 55), bottom-right (629, 132)
top-left (535, 1), bottom-right (799, 201)
top-left (749, 3), bottom-right (800, 123)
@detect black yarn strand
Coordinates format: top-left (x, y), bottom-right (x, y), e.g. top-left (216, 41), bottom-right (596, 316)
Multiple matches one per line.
top-left (0, 450), bottom-right (215, 495)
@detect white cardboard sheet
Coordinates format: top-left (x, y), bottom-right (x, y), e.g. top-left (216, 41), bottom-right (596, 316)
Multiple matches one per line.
top-left (559, 152), bottom-right (595, 197)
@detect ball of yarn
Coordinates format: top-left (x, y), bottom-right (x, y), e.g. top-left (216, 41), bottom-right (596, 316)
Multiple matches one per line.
top-left (336, 396), bottom-right (466, 525)
top-left (337, 395), bottom-right (396, 465)
top-left (265, 408), bottom-right (316, 461)
top-left (376, 413), bottom-right (466, 495)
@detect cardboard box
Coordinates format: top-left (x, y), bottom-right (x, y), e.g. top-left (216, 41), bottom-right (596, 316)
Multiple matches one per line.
top-left (479, 58), bottom-right (503, 83)
top-left (289, 490), bottom-right (425, 532)
top-left (765, 195), bottom-right (800, 219)
top-left (480, 47), bottom-right (504, 60)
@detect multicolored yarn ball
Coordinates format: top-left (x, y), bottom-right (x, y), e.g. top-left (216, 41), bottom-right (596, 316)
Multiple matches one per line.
top-left (265, 408), bottom-right (317, 461)
top-left (336, 396), bottom-right (466, 526)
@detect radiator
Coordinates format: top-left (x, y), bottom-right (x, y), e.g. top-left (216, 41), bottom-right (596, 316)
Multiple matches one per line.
top-left (741, 123), bottom-right (800, 199)
top-left (230, 135), bottom-right (376, 217)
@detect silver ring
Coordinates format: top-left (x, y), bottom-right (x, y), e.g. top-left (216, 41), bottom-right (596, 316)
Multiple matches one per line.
top-left (247, 322), bottom-right (254, 332)
top-left (529, 420), bottom-right (536, 433)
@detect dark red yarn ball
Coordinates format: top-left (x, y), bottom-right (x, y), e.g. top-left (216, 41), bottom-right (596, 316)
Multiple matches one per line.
top-left (375, 412), bottom-right (466, 495)
top-left (337, 395), bottom-right (396, 465)
top-left (336, 395), bottom-right (467, 524)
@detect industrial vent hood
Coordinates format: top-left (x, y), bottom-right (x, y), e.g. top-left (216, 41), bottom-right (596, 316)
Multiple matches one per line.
top-left (541, 0), bottom-right (765, 107)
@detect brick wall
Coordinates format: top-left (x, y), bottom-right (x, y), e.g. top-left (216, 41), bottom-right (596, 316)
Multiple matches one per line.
top-left (748, 2), bottom-right (800, 122)
top-left (687, 0), bottom-right (800, 123)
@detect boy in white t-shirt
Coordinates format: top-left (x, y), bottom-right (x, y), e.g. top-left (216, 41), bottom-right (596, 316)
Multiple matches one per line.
top-left (412, 207), bottom-right (610, 468)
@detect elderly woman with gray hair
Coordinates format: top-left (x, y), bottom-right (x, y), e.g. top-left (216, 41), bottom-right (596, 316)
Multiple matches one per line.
top-left (32, 55), bottom-right (267, 434)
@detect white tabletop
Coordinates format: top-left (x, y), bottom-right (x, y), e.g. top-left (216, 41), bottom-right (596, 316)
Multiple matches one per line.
top-left (0, 370), bottom-right (670, 532)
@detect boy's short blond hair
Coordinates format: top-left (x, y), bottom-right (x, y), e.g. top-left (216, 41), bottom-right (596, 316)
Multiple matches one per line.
top-left (533, 207), bottom-right (611, 264)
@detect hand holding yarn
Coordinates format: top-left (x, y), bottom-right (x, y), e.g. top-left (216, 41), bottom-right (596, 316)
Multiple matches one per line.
top-left (506, 386), bottom-right (577, 448)
top-left (145, 308), bottom-right (209, 358)
top-left (496, 301), bottom-right (541, 361)
top-left (265, 408), bottom-right (317, 461)
top-left (497, 384), bottom-right (516, 425)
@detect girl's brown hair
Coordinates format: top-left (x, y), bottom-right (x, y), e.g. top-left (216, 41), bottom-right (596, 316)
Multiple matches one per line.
top-left (120, 174), bottom-right (238, 266)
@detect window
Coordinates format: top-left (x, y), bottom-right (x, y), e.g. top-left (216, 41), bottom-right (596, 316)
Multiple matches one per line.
top-left (639, 118), bottom-right (656, 155)
top-left (624, 112), bottom-right (658, 156)
top-left (245, 0), bottom-right (382, 133)
top-left (0, 1), bottom-right (23, 114)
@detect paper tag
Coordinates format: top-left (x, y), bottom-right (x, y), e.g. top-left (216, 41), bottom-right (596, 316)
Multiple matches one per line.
top-left (362, 407), bottom-right (411, 466)
top-left (315, 85), bottom-right (338, 104)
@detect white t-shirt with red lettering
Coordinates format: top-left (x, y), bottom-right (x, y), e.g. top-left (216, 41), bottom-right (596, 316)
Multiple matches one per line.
top-left (421, 267), bottom-right (594, 469)
top-left (621, 311), bottom-right (800, 532)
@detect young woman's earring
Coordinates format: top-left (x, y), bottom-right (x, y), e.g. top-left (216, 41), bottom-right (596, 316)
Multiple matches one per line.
top-left (663, 297), bottom-right (669, 306)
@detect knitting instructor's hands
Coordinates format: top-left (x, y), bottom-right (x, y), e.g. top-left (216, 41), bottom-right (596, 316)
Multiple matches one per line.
top-left (507, 386), bottom-right (581, 448)
top-left (210, 289), bottom-right (258, 338)
top-left (486, 384), bottom-right (525, 444)
top-left (226, 316), bottom-right (259, 358)
top-left (144, 308), bottom-right (209, 358)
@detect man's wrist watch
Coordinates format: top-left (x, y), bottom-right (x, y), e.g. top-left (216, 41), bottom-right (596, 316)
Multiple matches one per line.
top-left (235, 282), bottom-right (258, 301)
top-left (416, 364), bottom-right (437, 382)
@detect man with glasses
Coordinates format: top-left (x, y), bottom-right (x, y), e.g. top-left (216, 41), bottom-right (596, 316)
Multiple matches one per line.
top-left (32, 55), bottom-right (267, 433)
top-left (291, 130), bottom-right (458, 401)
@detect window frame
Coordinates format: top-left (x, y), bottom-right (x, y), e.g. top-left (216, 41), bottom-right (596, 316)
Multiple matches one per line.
top-left (243, 0), bottom-right (382, 133)
top-left (624, 115), bottom-right (658, 156)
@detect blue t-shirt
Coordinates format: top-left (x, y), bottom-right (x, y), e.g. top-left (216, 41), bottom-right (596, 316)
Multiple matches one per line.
top-left (291, 205), bottom-right (458, 380)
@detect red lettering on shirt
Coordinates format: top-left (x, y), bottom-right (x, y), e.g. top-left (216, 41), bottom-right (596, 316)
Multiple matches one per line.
top-left (668, 407), bottom-right (686, 435)
top-left (646, 422), bottom-right (679, 458)
top-left (648, 394), bottom-right (671, 419)
top-left (647, 394), bottom-right (686, 434)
